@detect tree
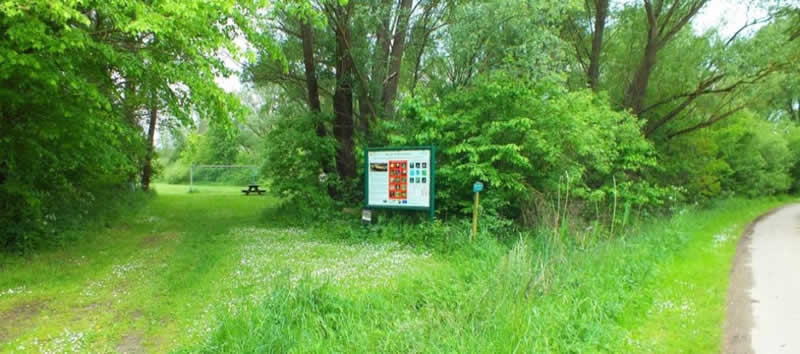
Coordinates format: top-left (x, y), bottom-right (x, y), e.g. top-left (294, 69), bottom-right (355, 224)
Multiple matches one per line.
top-left (249, 0), bottom-right (446, 199)
top-left (563, 0), bottom-right (609, 89)
top-left (583, 0), bottom-right (799, 140)
top-left (0, 0), bottom-right (275, 248)
top-left (623, 0), bottom-right (709, 115)
top-left (329, 1), bottom-right (358, 183)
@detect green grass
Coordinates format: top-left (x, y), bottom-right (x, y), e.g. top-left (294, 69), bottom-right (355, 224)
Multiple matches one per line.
top-left (617, 198), bottom-right (793, 352)
top-left (0, 184), bottom-right (436, 352)
top-left (0, 186), bottom-right (794, 353)
top-left (192, 198), bottom-right (796, 353)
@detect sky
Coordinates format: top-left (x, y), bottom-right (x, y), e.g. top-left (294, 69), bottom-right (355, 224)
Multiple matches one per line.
top-left (694, 0), bottom-right (769, 36)
top-left (214, 0), bottom-right (771, 94)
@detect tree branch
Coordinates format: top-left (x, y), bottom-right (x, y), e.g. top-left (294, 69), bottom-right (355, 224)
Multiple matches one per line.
top-left (644, 64), bottom-right (783, 136)
top-left (666, 103), bottom-right (748, 139)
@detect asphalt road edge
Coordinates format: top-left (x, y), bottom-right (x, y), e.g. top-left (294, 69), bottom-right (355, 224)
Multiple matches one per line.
top-left (723, 205), bottom-right (789, 354)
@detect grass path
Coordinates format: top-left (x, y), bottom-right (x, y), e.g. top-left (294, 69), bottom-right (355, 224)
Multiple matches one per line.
top-left (0, 184), bottom-right (434, 353)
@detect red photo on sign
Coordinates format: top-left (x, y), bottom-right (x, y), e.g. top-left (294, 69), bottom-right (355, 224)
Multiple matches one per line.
top-left (388, 160), bottom-right (408, 200)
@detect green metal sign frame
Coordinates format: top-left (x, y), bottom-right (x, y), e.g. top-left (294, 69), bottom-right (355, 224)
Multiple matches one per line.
top-left (364, 145), bottom-right (436, 220)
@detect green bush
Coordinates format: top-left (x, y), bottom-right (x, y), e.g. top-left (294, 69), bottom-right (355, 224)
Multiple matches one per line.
top-left (0, 112), bottom-right (145, 251)
top-left (159, 122), bottom-right (259, 186)
top-left (1, 182), bottom-right (150, 252)
top-left (659, 111), bottom-right (797, 199)
top-left (789, 125), bottom-right (800, 192)
top-left (161, 159), bottom-right (192, 184)
top-left (261, 113), bottom-right (338, 211)
top-left (389, 73), bottom-right (663, 219)
top-left (715, 113), bottom-right (794, 196)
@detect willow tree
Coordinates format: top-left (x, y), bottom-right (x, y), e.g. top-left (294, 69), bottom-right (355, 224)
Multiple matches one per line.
top-left (249, 0), bottom-right (445, 199)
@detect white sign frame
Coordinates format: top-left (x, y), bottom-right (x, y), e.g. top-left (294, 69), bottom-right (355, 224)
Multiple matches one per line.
top-left (364, 146), bottom-right (435, 217)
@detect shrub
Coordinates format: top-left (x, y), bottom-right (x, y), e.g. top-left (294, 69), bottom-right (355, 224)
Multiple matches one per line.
top-left (716, 114), bottom-right (794, 196)
top-left (657, 111), bottom-right (798, 199)
top-left (389, 73), bottom-right (662, 219)
top-left (261, 113), bottom-right (338, 211)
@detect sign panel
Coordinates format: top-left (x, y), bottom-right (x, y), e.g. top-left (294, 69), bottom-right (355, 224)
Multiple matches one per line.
top-left (473, 181), bottom-right (484, 193)
top-left (365, 147), bottom-right (434, 210)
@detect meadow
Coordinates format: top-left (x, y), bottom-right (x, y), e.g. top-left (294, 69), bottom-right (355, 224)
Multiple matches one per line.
top-left (0, 185), bottom-right (792, 352)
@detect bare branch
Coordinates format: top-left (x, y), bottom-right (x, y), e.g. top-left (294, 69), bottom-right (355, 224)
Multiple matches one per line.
top-left (724, 15), bottom-right (774, 47)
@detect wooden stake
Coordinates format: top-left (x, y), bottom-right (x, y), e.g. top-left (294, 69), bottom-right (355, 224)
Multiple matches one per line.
top-left (472, 191), bottom-right (480, 241)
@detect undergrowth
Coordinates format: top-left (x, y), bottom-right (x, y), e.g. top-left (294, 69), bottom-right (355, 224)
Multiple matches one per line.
top-left (1, 186), bottom-right (151, 255)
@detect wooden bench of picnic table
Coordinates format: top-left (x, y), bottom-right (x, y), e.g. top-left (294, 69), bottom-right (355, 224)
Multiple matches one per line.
top-left (242, 184), bottom-right (265, 196)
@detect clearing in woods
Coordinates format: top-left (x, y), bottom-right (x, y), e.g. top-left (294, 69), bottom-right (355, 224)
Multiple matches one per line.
top-left (0, 184), bottom-right (436, 352)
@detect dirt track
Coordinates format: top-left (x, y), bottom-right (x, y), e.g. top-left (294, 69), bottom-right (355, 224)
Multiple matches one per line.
top-left (725, 204), bottom-right (800, 354)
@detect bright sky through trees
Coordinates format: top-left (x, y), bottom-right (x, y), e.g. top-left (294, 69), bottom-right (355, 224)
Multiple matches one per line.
top-left (213, 0), bottom-right (773, 94)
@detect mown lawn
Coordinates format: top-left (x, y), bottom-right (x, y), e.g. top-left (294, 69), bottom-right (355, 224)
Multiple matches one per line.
top-left (0, 186), bottom-right (794, 353)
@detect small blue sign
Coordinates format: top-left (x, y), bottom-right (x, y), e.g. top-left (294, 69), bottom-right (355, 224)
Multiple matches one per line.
top-left (473, 181), bottom-right (484, 193)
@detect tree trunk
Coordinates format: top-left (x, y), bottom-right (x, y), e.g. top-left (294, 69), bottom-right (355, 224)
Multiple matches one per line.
top-left (141, 102), bottom-right (158, 191)
top-left (301, 21), bottom-right (325, 136)
top-left (382, 0), bottom-right (413, 116)
top-left (333, 16), bottom-right (357, 186)
top-left (358, 87), bottom-right (372, 142)
top-left (624, 0), bottom-right (708, 117)
top-left (374, 0), bottom-right (392, 78)
top-left (301, 20), bottom-right (340, 198)
top-left (366, 0), bottom-right (394, 120)
top-left (624, 34), bottom-right (659, 115)
top-left (587, 0), bottom-right (609, 90)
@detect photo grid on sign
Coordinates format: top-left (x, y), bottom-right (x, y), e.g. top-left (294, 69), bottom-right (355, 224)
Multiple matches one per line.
top-left (388, 160), bottom-right (407, 200)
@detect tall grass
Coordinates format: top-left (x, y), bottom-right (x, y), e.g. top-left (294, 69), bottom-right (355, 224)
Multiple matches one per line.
top-left (189, 197), bottom-right (791, 353)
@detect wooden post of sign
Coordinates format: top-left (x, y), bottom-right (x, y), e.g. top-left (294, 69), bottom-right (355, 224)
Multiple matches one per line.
top-left (471, 191), bottom-right (479, 241)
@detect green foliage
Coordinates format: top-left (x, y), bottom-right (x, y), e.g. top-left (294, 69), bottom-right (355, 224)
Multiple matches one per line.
top-left (715, 114), bottom-right (795, 197)
top-left (1, 183), bottom-right (151, 252)
top-left (391, 73), bottom-right (662, 218)
top-left (425, 0), bottom-right (576, 90)
top-left (261, 113), bottom-right (338, 210)
top-left (659, 111), bottom-right (798, 199)
top-left (0, 0), bottom-right (274, 249)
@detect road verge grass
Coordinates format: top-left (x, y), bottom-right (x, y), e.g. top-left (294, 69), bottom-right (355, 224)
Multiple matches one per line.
top-left (192, 197), bottom-right (795, 352)
top-left (617, 197), bottom-right (795, 352)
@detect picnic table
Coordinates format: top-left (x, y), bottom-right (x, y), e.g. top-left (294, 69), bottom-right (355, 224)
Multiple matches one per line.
top-left (242, 184), bottom-right (265, 196)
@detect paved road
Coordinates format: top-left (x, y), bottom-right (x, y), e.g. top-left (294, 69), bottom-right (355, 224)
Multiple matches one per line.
top-left (726, 204), bottom-right (800, 354)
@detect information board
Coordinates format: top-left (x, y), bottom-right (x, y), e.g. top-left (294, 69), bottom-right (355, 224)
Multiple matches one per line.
top-left (365, 147), bottom-right (434, 212)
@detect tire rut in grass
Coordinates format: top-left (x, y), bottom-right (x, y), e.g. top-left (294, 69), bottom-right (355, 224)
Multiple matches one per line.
top-left (117, 331), bottom-right (145, 354)
top-left (0, 299), bottom-right (49, 342)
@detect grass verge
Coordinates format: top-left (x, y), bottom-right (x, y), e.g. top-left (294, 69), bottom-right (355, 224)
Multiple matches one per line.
top-left (617, 197), bottom-right (794, 352)
top-left (192, 197), bottom-right (796, 353)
